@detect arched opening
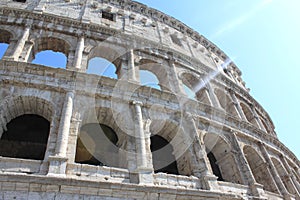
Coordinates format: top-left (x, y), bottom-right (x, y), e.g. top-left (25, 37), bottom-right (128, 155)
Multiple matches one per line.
top-left (214, 89), bottom-right (238, 116)
top-left (87, 45), bottom-right (122, 79)
top-left (272, 158), bottom-right (296, 195)
top-left (150, 135), bottom-right (179, 175)
top-left (32, 50), bottom-right (67, 68)
top-left (0, 29), bottom-right (12, 59)
top-left (207, 152), bottom-right (224, 181)
top-left (0, 114), bottom-right (50, 160)
top-left (180, 72), bottom-right (211, 103)
top-left (139, 70), bottom-right (161, 90)
top-left (31, 37), bottom-right (69, 68)
top-left (138, 58), bottom-right (170, 91)
top-left (149, 119), bottom-right (192, 176)
top-left (204, 133), bottom-right (242, 184)
top-left (243, 146), bottom-right (279, 193)
top-left (87, 57), bottom-right (118, 78)
top-left (75, 123), bottom-right (119, 167)
top-left (240, 103), bottom-right (259, 128)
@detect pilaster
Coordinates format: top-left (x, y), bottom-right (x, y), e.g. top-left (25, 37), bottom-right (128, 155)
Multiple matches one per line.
top-left (8, 26), bottom-right (31, 61)
top-left (73, 35), bottom-right (85, 70)
top-left (229, 90), bottom-right (247, 121)
top-left (183, 114), bottom-right (219, 191)
top-left (280, 155), bottom-right (300, 198)
top-left (130, 101), bottom-right (153, 184)
top-left (230, 132), bottom-right (266, 199)
top-left (251, 105), bottom-right (266, 131)
top-left (48, 91), bottom-right (75, 176)
top-left (168, 59), bottom-right (185, 95)
top-left (258, 142), bottom-right (291, 200)
top-left (206, 84), bottom-right (222, 109)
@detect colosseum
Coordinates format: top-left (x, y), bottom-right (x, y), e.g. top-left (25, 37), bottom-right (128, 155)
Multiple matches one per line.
top-left (0, 0), bottom-right (299, 199)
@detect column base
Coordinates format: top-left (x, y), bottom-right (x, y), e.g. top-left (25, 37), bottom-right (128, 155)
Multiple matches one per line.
top-left (199, 174), bottom-right (219, 191)
top-left (130, 167), bottom-right (153, 185)
top-left (47, 155), bottom-right (68, 177)
top-left (249, 183), bottom-right (267, 200)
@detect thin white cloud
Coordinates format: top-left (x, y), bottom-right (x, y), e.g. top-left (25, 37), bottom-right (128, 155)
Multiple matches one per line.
top-left (210, 0), bottom-right (273, 39)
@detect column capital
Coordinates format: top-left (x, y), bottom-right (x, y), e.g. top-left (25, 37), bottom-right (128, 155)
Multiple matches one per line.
top-left (132, 100), bottom-right (143, 106)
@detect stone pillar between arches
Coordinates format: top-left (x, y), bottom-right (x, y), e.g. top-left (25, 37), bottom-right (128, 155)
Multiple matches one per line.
top-left (73, 36), bottom-right (85, 70)
top-left (182, 114), bottom-right (219, 191)
top-left (230, 132), bottom-right (267, 199)
top-left (258, 142), bottom-right (291, 200)
top-left (280, 155), bottom-right (300, 198)
top-left (48, 91), bottom-right (75, 176)
top-left (129, 101), bottom-right (153, 185)
top-left (4, 26), bottom-right (31, 61)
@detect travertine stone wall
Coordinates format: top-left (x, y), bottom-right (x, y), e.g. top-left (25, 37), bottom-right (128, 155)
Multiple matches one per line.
top-left (0, 0), bottom-right (299, 200)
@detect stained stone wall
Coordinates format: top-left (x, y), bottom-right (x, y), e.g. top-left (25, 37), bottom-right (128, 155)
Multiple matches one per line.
top-left (0, 0), bottom-right (299, 200)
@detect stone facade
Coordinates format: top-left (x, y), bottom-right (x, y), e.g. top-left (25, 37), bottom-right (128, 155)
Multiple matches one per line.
top-left (0, 0), bottom-right (299, 199)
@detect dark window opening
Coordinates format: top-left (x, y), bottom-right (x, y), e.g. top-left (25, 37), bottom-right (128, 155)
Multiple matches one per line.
top-left (13, 0), bottom-right (26, 2)
top-left (150, 135), bottom-right (179, 175)
top-left (75, 123), bottom-right (119, 167)
top-left (0, 114), bottom-right (50, 160)
top-left (207, 152), bottom-right (224, 181)
top-left (102, 11), bottom-right (114, 21)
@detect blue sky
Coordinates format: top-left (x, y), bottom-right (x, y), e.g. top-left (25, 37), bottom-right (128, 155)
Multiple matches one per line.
top-left (0, 1), bottom-right (299, 159)
top-left (134, 0), bottom-right (300, 159)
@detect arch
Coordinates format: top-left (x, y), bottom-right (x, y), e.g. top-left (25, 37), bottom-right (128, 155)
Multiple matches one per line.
top-left (150, 119), bottom-right (192, 176)
top-left (86, 57), bottom-right (118, 79)
top-left (243, 145), bottom-right (278, 193)
top-left (204, 133), bottom-right (242, 184)
top-left (87, 45), bottom-right (123, 78)
top-left (31, 37), bottom-right (70, 68)
top-left (139, 70), bottom-right (161, 90)
top-left (0, 29), bottom-right (13, 59)
top-left (272, 157), bottom-right (297, 194)
top-left (0, 29), bottom-right (12, 44)
top-left (240, 103), bottom-right (259, 128)
top-left (214, 88), bottom-right (238, 116)
top-left (179, 72), bottom-right (210, 103)
top-left (0, 96), bottom-right (54, 131)
top-left (138, 58), bottom-right (170, 91)
top-left (0, 114), bottom-right (50, 160)
top-left (75, 123), bottom-right (119, 167)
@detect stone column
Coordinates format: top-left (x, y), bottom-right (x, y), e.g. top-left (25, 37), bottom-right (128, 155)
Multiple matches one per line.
top-left (181, 114), bottom-right (219, 190)
top-left (251, 105), bottom-right (266, 131)
top-left (231, 132), bottom-right (266, 198)
top-left (258, 142), bottom-right (291, 199)
top-left (200, 87), bottom-right (213, 105)
top-left (48, 91), bottom-right (75, 176)
top-left (130, 101), bottom-right (153, 184)
top-left (205, 84), bottom-right (222, 109)
top-left (9, 26), bottom-right (31, 61)
top-left (168, 59), bottom-right (185, 95)
top-left (128, 49), bottom-right (138, 82)
top-left (21, 41), bottom-right (34, 62)
top-left (73, 36), bottom-right (85, 70)
top-left (280, 155), bottom-right (300, 196)
top-left (229, 90), bottom-right (248, 120)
